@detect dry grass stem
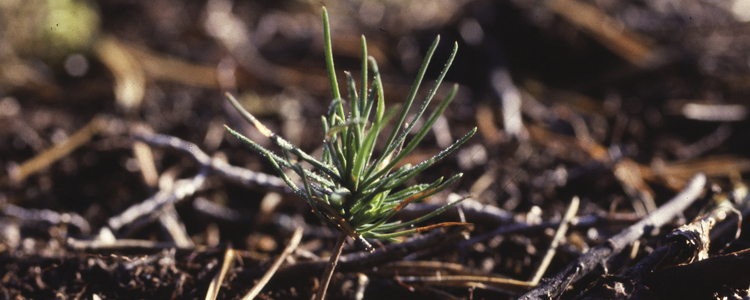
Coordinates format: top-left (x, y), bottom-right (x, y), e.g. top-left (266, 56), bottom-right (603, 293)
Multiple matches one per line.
top-left (206, 248), bottom-right (237, 300)
top-left (529, 196), bottom-right (580, 285)
top-left (242, 227), bottom-right (304, 300)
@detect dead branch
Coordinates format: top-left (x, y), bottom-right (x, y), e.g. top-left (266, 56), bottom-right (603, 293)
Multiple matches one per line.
top-left (268, 226), bottom-right (471, 284)
top-left (4, 115), bottom-right (108, 185)
top-left (133, 129), bottom-right (289, 192)
top-left (2, 203), bottom-right (91, 234)
top-left (66, 237), bottom-right (196, 251)
top-left (520, 173), bottom-right (706, 299)
top-left (107, 169), bottom-right (207, 234)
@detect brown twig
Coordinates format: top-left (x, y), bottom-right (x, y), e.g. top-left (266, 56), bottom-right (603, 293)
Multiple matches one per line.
top-left (314, 233), bottom-right (347, 300)
top-left (94, 37), bottom-right (146, 111)
top-left (545, 0), bottom-right (659, 67)
top-left (397, 274), bottom-right (534, 291)
top-left (378, 261), bottom-right (534, 295)
top-left (519, 173), bottom-right (706, 299)
top-left (133, 140), bottom-right (159, 187)
top-left (4, 115), bottom-right (108, 185)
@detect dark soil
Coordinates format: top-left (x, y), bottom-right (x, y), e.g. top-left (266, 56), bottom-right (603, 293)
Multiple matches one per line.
top-left (2, 0), bottom-right (750, 299)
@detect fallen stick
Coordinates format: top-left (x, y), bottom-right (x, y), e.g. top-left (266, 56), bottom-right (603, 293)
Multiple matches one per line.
top-left (2, 203), bottom-right (91, 234)
top-left (519, 173), bottom-right (706, 299)
top-left (107, 169), bottom-right (207, 233)
top-left (5, 115), bottom-right (108, 185)
top-left (268, 226), bottom-right (470, 283)
top-left (133, 129), bottom-right (289, 192)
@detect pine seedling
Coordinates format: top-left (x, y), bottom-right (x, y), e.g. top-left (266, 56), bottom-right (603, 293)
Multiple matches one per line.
top-left (224, 7), bottom-right (476, 299)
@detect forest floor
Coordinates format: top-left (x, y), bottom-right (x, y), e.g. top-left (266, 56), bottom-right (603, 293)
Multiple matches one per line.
top-left (2, 0), bottom-right (750, 299)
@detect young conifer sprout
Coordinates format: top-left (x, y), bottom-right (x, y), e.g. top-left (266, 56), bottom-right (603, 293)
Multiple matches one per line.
top-left (224, 7), bottom-right (476, 299)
